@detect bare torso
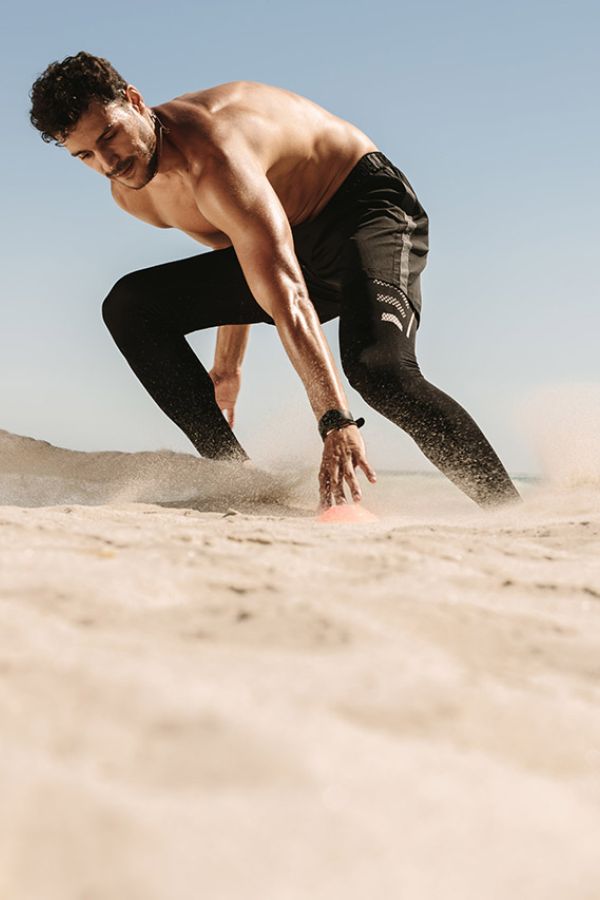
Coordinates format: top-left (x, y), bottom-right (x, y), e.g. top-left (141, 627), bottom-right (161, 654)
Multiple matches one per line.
top-left (111, 81), bottom-right (378, 249)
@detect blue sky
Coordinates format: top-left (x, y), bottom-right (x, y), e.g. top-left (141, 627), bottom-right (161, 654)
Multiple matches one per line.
top-left (1, 0), bottom-right (598, 474)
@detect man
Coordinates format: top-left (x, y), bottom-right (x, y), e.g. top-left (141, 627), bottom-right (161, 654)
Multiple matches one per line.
top-left (30, 52), bottom-right (520, 508)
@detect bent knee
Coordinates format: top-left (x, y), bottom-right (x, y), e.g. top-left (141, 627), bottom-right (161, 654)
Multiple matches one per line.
top-left (101, 271), bottom-right (149, 338)
top-left (342, 350), bottom-right (422, 400)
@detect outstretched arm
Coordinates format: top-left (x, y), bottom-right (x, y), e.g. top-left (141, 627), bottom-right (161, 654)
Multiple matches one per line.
top-left (194, 145), bottom-right (376, 505)
top-left (209, 324), bottom-right (251, 428)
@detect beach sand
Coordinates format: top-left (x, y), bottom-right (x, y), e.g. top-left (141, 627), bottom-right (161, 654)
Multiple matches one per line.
top-left (1, 426), bottom-right (599, 899)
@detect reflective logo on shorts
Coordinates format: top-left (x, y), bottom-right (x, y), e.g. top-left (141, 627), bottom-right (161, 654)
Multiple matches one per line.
top-left (381, 311), bottom-right (404, 331)
top-left (372, 279), bottom-right (416, 336)
top-left (376, 292), bottom-right (407, 318)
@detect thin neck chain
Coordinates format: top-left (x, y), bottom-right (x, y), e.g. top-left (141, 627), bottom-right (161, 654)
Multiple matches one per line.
top-left (147, 111), bottom-right (167, 181)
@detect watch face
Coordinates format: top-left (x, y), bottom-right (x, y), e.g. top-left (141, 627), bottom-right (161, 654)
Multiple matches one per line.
top-left (319, 409), bottom-right (358, 439)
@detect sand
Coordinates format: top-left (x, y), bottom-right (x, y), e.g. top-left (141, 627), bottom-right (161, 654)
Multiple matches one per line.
top-left (1, 427), bottom-right (599, 899)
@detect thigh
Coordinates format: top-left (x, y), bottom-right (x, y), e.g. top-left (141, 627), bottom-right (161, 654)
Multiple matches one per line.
top-left (338, 215), bottom-right (428, 377)
top-left (339, 271), bottom-right (421, 376)
top-left (119, 246), bottom-right (344, 332)
top-left (299, 263), bottom-right (343, 324)
top-left (114, 246), bottom-right (274, 333)
top-left (343, 170), bottom-right (429, 322)
top-left (294, 156), bottom-right (429, 349)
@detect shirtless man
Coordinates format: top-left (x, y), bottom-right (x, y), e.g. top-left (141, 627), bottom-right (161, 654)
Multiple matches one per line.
top-left (29, 51), bottom-right (520, 508)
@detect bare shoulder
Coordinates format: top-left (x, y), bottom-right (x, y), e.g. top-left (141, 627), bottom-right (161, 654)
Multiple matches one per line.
top-left (151, 91), bottom-right (235, 165)
top-left (167, 80), bottom-right (296, 111)
top-left (155, 82), bottom-right (253, 132)
top-left (158, 80), bottom-right (321, 141)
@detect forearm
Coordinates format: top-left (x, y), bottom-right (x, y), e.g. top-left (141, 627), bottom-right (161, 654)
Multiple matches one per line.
top-left (272, 294), bottom-right (348, 420)
top-left (213, 324), bottom-right (251, 374)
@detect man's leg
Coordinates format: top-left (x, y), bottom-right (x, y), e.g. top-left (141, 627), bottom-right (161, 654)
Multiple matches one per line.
top-left (339, 273), bottom-right (520, 507)
top-left (291, 152), bottom-right (519, 507)
top-left (101, 247), bottom-right (273, 460)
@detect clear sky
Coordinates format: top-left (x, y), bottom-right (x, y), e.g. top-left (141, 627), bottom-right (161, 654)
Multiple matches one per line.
top-left (1, 0), bottom-right (598, 474)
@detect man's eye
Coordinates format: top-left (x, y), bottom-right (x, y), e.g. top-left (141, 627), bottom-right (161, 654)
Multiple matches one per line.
top-left (79, 153), bottom-right (90, 160)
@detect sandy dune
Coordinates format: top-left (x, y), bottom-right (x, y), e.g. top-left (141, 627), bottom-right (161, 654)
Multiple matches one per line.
top-left (1, 428), bottom-right (599, 899)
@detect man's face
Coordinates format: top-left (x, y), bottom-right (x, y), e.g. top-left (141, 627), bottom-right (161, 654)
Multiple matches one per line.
top-left (63, 88), bottom-right (157, 190)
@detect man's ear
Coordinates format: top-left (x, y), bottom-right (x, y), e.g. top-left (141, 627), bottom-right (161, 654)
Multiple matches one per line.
top-left (124, 84), bottom-right (145, 112)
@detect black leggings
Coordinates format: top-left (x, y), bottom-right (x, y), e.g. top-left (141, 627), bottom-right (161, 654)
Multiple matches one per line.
top-left (102, 152), bottom-right (520, 507)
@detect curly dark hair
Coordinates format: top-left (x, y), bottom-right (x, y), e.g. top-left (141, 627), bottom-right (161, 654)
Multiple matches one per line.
top-left (29, 51), bottom-right (128, 144)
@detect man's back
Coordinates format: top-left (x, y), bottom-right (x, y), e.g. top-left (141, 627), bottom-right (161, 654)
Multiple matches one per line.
top-left (111, 81), bottom-right (378, 246)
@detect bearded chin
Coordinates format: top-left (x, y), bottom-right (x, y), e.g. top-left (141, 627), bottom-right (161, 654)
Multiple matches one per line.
top-left (128, 114), bottom-right (164, 190)
top-left (128, 155), bottom-right (156, 191)
top-left (127, 129), bottom-right (160, 190)
top-left (132, 160), bottom-right (156, 189)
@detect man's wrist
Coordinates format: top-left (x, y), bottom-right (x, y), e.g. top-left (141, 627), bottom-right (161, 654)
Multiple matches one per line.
top-left (318, 408), bottom-right (365, 441)
top-left (212, 365), bottom-right (242, 379)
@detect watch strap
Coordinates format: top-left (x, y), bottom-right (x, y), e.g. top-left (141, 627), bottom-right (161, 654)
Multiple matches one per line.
top-left (318, 408), bottom-right (365, 441)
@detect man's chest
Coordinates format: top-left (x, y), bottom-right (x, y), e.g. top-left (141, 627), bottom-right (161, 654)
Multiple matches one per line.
top-left (113, 175), bottom-right (233, 249)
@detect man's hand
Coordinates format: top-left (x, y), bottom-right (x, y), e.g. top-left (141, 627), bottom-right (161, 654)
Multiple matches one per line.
top-left (319, 426), bottom-right (377, 508)
top-left (209, 368), bottom-right (241, 428)
top-left (209, 325), bottom-right (250, 429)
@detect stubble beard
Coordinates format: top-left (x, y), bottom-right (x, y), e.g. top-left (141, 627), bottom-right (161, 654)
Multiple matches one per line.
top-left (118, 119), bottom-right (160, 191)
top-left (133, 143), bottom-right (160, 189)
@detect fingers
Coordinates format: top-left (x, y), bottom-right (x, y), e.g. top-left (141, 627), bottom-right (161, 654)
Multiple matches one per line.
top-left (332, 462), bottom-right (347, 505)
top-left (344, 462), bottom-right (362, 503)
top-left (220, 406), bottom-right (235, 428)
top-left (319, 431), bottom-right (376, 508)
top-left (319, 460), bottom-right (346, 508)
top-left (357, 456), bottom-right (377, 484)
top-left (319, 466), bottom-right (332, 509)
top-left (319, 454), bottom-right (361, 506)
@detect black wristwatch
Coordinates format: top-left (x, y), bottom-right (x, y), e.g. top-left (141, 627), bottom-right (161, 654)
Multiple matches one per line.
top-left (318, 408), bottom-right (365, 441)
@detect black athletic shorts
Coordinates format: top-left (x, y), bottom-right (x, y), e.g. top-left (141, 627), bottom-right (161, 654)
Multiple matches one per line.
top-left (292, 150), bottom-right (429, 324)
